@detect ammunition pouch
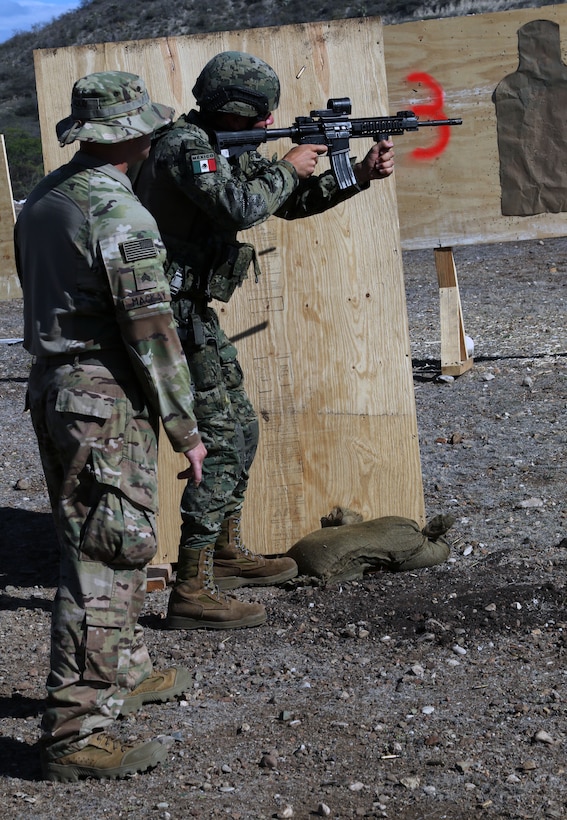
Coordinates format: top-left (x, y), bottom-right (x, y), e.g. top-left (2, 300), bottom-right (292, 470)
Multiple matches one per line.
top-left (208, 241), bottom-right (260, 303)
top-left (164, 238), bottom-right (261, 307)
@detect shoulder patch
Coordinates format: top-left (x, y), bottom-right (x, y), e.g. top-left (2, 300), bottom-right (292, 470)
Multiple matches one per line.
top-left (120, 238), bottom-right (158, 263)
top-left (133, 269), bottom-right (157, 291)
top-left (191, 153), bottom-right (217, 174)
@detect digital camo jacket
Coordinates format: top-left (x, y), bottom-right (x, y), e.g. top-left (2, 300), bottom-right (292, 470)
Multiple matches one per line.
top-left (134, 110), bottom-right (364, 305)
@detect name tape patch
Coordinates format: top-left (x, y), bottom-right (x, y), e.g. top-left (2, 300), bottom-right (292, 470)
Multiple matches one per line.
top-left (122, 290), bottom-right (169, 311)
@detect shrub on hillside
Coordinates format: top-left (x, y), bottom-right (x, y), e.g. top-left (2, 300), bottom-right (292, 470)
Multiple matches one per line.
top-left (3, 126), bottom-right (44, 200)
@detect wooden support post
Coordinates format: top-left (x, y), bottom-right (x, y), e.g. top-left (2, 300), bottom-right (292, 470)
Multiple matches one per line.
top-left (0, 135), bottom-right (21, 300)
top-left (146, 563), bottom-right (173, 592)
top-left (434, 247), bottom-right (473, 376)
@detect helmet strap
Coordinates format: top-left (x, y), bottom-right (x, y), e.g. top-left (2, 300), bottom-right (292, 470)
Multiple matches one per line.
top-left (199, 85), bottom-right (270, 117)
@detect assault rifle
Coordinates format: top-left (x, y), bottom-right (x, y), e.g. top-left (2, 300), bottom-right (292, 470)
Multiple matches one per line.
top-left (214, 96), bottom-right (462, 190)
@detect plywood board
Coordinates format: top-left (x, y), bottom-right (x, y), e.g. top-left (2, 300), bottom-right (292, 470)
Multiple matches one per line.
top-left (33, 19), bottom-right (425, 560)
top-left (36, 6), bottom-right (567, 253)
top-left (0, 136), bottom-right (20, 300)
top-left (384, 3), bottom-right (567, 248)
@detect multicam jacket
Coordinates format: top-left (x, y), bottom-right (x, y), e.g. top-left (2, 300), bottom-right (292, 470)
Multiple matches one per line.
top-left (134, 110), bottom-right (365, 307)
top-left (15, 151), bottom-right (200, 454)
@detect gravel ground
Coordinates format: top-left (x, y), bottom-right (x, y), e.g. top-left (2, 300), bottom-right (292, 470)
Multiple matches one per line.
top-left (0, 237), bottom-right (565, 819)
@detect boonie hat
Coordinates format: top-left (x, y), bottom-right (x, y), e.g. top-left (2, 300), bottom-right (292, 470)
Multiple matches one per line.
top-left (56, 70), bottom-right (174, 146)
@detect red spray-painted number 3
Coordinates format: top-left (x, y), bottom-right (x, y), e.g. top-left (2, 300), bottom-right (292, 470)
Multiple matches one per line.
top-left (406, 71), bottom-right (450, 160)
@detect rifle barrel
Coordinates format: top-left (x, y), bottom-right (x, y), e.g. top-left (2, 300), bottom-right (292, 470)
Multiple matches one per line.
top-left (417, 119), bottom-right (462, 127)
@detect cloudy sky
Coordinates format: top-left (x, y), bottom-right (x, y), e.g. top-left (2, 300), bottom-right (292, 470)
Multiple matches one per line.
top-left (0, 0), bottom-right (83, 44)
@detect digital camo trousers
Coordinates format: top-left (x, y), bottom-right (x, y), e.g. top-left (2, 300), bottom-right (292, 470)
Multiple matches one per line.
top-left (179, 308), bottom-right (259, 552)
top-left (27, 360), bottom-right (158, 759)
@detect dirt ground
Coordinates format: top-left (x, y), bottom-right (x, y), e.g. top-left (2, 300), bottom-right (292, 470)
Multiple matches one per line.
top-left (0, 237), bottom-right (565, 819)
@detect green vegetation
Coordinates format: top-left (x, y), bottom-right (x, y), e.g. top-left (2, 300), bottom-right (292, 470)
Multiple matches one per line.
top-left (3, 127), bottom-right (43, 200)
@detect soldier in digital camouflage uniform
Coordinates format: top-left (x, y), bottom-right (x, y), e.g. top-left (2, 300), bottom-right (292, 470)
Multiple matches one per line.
top-left (134, 51), bottom-right (395, 630)
top-left (15, 71), bottom-right (207, 782)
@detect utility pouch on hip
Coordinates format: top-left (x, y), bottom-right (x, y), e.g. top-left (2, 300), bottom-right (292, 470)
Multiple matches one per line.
top-left (177, 314), bottom-right (206, 350)
top-left (208, 241), bottom-right (259, 302)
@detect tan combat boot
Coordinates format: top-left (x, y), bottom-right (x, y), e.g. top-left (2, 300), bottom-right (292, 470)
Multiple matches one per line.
top-left (41, 731), bottom-right (167, 782)
top-left (213, 516), bottom-right (298, 590)
top-left (120, 667), bottom-right (191, 715)
top-left (166, 546), bottom-right (267, 629)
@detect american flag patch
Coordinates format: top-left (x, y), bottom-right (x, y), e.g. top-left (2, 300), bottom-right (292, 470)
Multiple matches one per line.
top-left (120, 238), bottom-right (158, 262)
top-left (192, 153), bottom-right (217, 174)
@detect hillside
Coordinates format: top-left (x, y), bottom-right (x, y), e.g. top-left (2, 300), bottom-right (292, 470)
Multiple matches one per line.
top-left (0, 0), bottom-right (561, 197)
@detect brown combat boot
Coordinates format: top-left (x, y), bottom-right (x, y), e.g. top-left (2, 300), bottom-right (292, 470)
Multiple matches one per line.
top-left (214, 516), bottom-right (298, 590)
top-left (166, 546), bottom-right (267, 630)
top-left (41, 731), bottom-right (167, 782)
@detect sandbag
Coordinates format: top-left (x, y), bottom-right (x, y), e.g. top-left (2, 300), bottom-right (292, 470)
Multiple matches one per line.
top-left (287, 508), bottom-right (453, 583)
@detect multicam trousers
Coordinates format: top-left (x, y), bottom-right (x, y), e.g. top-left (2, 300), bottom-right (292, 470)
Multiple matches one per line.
top-left (27, 358), bottom-right (158, 759)
top-left (178, 307), bottom-right (259, 551)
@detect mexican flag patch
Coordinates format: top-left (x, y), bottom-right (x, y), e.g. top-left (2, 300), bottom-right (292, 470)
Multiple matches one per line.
top-left (192, 153), bottom-right (217, 174)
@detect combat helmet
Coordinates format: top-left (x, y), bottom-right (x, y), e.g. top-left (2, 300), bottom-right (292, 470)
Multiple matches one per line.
top-left (56, 71), bottom-right (174, 146)
top-left (192, 51), bottom-right (280, 119)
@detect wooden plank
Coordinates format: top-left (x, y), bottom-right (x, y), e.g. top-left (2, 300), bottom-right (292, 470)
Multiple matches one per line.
top-left (33, 19), bottom-right (426, 563)
top-left (0, 136), bottom-right (20, 300)
top-left (435, 247), bottom-right (473, 376)
top-left (156, 426), bottom-right (186, 563)
top-left (384, 3), bottom-right (567, 249)
top-left (146, 563), bottom-right (173, 592)
top-left (439, 288), bottom-right (473, 376)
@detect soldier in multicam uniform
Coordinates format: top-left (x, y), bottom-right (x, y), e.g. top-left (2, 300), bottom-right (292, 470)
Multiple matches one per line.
top-left (14, 71), bottom-right (207, 782)
top-left (134, 51), bottom-right (395, 630)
